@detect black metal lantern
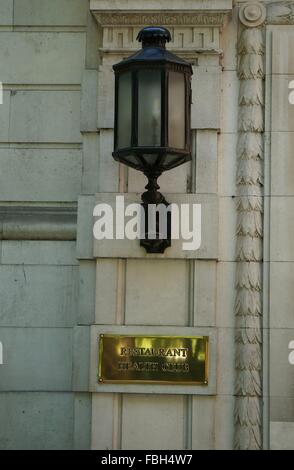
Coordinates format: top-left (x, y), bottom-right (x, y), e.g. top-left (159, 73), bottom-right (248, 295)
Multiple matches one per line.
top-left (113, 26), bottom-right (193, 253)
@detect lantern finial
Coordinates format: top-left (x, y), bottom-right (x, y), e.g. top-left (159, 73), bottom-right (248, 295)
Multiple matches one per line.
top-left (137, 26), bottom-right (171, 49)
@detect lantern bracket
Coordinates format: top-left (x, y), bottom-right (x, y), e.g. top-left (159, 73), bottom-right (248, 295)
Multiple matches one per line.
top-left (140, 170), bottom-right (171, 254)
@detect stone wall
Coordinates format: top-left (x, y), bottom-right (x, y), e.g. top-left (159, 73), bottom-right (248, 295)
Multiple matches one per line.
top-left (0, 0), bottom-right (91, 450)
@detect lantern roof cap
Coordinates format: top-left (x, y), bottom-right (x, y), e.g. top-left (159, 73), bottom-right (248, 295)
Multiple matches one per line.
top-left (113, 27), bottom-right (192, 73)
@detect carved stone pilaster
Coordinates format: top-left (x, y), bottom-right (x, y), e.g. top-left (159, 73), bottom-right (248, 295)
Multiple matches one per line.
top-left (235, 1), bottom-right (265, 450)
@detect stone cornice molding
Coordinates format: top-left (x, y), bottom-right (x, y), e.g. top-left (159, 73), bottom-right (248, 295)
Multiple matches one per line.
top-left (90, 0), bottom-right (233, 31)
top-left (90, 0), bottom-right (233, 12)
top-left (0, 205), bottom-right (77, 241)
top-left (266, 1), bottom-right (294, 24)
top-left (92, 12), bottom-right (229, 28)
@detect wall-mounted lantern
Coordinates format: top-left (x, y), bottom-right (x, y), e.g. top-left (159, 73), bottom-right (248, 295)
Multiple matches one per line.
top-left (112, 26), bottom-right (193, 253)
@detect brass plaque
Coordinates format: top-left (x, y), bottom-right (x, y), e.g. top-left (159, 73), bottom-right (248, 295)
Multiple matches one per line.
top-left (98, 335), bottom-right (209, 385)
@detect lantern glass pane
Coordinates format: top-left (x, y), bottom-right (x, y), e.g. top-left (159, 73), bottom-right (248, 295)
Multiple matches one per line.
top-left (117, 71), bottom-right (132, 149)
top-left (138, 69), bottom-right (162, 147)
top-left (168, 71), bottom-right (185, 149)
